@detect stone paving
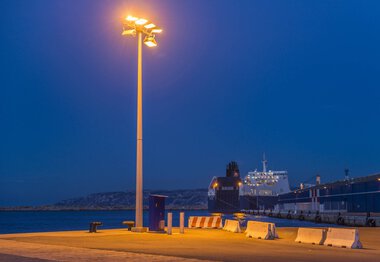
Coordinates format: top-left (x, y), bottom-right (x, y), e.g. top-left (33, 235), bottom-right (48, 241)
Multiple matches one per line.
top-left (1, 227), bottom-right (380, 262)
top-left (0, 239), bottom-right (212, 262)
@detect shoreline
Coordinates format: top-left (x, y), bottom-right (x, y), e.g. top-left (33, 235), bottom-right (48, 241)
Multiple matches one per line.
top-left (0, 207), bottom-right (208, 212)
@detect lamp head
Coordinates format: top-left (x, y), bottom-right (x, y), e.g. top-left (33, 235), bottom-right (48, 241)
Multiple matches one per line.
top-left (122, 16), bottom-right (161, 47)
top-left (126, 15), bottom-right (138, 21)
top-left (121, 28), bottom-right (136, 36)
top-left (151, 28), bottom-right (162, 34)
top-left (144, 36), bottom-right (157, 47)
top-left (135, 18), bottom-right (148, 25)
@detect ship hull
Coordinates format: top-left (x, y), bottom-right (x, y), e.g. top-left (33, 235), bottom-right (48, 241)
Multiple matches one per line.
top-left (207, 195), bottom-right (279, 213)
top-left (239, 195), bottom-right (278, 211)
top-left (208, 199), bottom-right (240, 213)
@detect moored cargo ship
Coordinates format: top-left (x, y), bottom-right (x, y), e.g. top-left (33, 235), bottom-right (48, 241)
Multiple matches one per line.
top-left (208, 156), bottom-right (290, 213)
top-left (208, 158), bottom-right (380, 226)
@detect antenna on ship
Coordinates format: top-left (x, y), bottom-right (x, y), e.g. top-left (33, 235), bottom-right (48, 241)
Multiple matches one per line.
top-left (345, 168), bottom-right (350, 180)
top-left (262, 153), bottom-right (267, 173)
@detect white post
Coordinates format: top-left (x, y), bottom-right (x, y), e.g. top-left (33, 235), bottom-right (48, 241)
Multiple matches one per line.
top-left (167, 212), bottom-right (172, 235)
top-left (135, 31), bottom-right (143, 230)
top-left (180, 212), bottom-right (184, 234)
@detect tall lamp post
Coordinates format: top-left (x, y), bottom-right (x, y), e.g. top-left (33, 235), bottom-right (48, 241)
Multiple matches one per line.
top-left (122, 15), bottom-right (162, 231)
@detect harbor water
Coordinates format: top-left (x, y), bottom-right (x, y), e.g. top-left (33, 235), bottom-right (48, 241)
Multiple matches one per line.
top-left (0, 210), bottom-right (337, 234)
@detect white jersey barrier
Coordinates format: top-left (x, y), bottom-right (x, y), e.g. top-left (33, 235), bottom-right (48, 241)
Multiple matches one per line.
top-left (245, 221), bottom-right (274, 240)
top-left (223, 219), bottom-right (241, 233)
top-left (188, 216), bottom-right (222, 229)
top-left (295, 228), bottom-right (326, 245)
top-left (324, 228), bottom-right (363, 249)
top-left (270, 223), bottom-right (278, 238)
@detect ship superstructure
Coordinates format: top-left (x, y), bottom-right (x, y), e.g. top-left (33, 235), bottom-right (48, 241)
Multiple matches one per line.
top-left (239, 155), bottom-right (290, 210)
top-left (241, 155), bottom-right (290, 197)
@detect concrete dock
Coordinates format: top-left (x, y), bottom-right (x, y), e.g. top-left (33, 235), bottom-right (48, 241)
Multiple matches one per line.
top-left (1, 227), bottom-right (380, 261)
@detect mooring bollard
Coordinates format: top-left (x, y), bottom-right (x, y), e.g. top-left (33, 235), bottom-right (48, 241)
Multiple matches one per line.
top-left (180, 212), bottom-right (185, 234)
top-left (167, 212), bottom-right (172, 235)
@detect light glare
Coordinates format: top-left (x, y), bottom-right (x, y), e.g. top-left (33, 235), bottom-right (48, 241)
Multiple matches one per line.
top-left (144, 23), bottom-right (156, 29)
top-left (135, 18), bottom-right (148, 25)
top-left (144, 40), bottom-right (157, 47)
top-left (151, 28), bottom-right (162, 33)
top-left (122, 29), bottom-right (136, 36)
top-left (126, 15), bottom-right (138, 21)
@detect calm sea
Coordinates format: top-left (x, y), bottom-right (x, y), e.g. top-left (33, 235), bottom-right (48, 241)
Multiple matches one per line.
top-left (0, 210), bottom-right (334, 234)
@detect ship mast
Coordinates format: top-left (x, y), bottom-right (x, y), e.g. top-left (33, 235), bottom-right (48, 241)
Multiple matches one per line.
top-left (262, 153), bottom-right (267, 173)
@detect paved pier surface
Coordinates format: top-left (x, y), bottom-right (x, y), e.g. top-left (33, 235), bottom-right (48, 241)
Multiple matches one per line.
top-left (0, 227), bottom-right (379, 262)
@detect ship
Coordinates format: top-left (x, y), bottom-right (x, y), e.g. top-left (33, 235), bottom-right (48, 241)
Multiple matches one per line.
top-left (208, 161), bottom-right (242, 213)
top-left (208, 156), bottom-right (290, 213)
top-left (208, 158), bottom-right (380, 226)
top-left (240, 155), bottom-right (291, 211)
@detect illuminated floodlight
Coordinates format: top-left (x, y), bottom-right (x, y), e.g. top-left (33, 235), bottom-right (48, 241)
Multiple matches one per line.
top-left (144, 36), bottom-right (157, 47)
top-left (151, 28), bottom-right (162, 33)
top-left (144, 23), bottom-right (156, 29)
top-left (122, 29), bottom-right (136, 36)
top-left (135, 18), bottom-right (148, 25)
top-left (126, 15), bottom-right (138, 21)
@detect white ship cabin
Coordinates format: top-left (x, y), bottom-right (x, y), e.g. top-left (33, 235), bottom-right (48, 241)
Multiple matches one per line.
top-left (241, 156), bottom-right (291, 196)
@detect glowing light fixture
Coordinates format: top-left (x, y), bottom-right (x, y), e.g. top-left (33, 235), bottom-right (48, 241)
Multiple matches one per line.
top-left (151, 28), bottom-right (162, 33)
top-left (126, 15), bottom-right (138, 21)
top-left (135, 18), bottom-right (148, 25)
top-left (122, 29), bottom-right (136, 36)
top-left (144, 23), bottom-right (156, 29)
top-left (144, 36), bottom-right (157, 47)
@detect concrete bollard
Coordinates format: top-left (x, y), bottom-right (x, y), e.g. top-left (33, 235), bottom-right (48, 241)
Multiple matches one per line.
top-left (167, 212), bottom-right (172, 235)
top-left (180, 212), bottom-right (185, 234)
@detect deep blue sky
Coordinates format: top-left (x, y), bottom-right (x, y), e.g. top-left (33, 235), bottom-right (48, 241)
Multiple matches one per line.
top-left (1, 0), bottom-right (380, 206)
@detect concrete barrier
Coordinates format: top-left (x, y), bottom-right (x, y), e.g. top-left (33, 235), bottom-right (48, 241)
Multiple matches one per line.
top-left (324, 228), bottom-right (363, 249)
top-left (223, 219), bottom-right (241, 233)
top-left (245, 221), bottom-right (273, 240)
top-left (250, 222), bottom-right (278, 238)
top-left (270, 223), bottom-right (278, 238)
top-left (295, 228), bottom-right (326, 245)
top-left (188, 216), bottom-right (222, 229)
top-left (222, 219), bottom-right (229, 230)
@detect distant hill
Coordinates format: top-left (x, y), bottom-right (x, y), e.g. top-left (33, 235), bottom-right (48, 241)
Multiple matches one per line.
top-left (54, 189), bottom-right (208, 210)
top-left (1, 189), bottom-right (208, 211)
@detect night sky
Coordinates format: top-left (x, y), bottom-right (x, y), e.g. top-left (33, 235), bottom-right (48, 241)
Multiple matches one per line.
top-left (1, 0), bottom-right (380, 206)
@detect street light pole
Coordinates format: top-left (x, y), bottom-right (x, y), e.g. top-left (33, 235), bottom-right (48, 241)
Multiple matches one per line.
top-left (135, 31), bottom-right (143, 229)
top-left (122, 16), bottom-right (162, 231)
